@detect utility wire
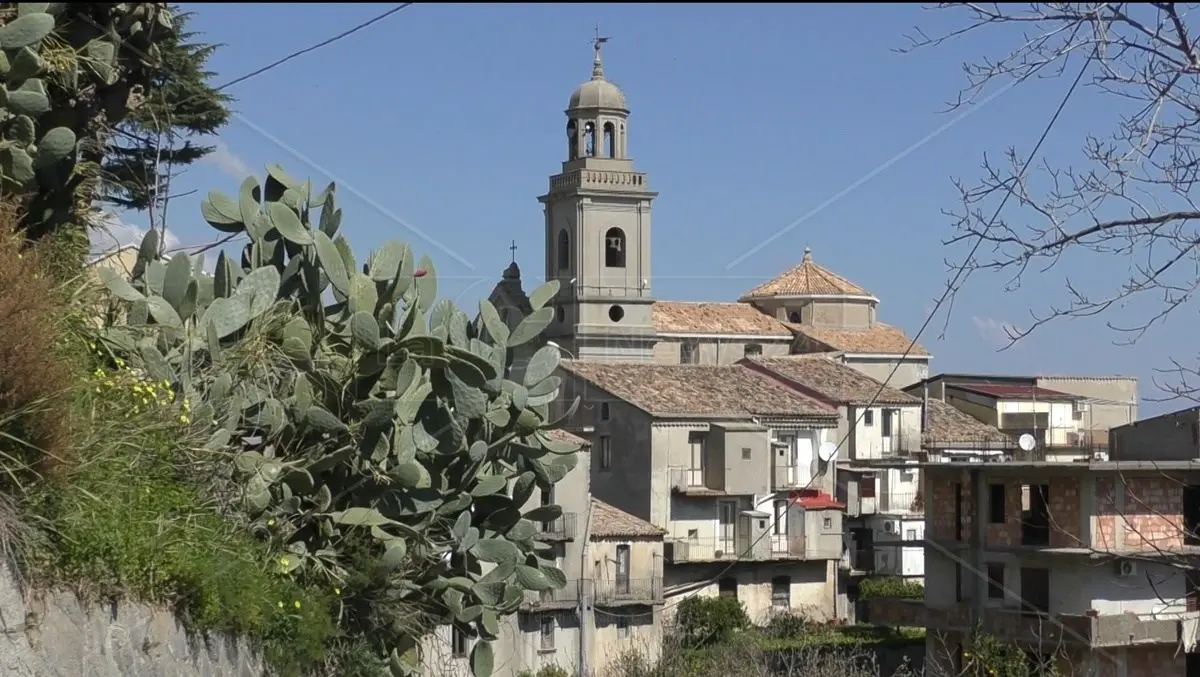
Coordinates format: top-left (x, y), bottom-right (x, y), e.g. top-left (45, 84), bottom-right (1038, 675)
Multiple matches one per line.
top-left (213, 4), bottom-right (415, 93)
top-left (600, 59), bottom-right (1091, 623)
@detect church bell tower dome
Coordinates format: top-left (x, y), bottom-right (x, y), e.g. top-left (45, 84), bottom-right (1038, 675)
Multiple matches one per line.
top-left (567, 44), bottom-right (627, 112)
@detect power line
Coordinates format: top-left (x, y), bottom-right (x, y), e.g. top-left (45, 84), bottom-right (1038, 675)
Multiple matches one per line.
top-left (602, 59), bottom-right (1091, 623)
top-left (214, 3), bottom-right (414, 93)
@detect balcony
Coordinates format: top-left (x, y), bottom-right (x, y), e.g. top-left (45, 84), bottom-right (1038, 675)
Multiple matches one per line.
top-left (666, 537), bottom-right (740, 562)
top-left (875, 490), bottom-right (922, 516)
top-left (522, 580), bottom-right (581, 610)
top-left (899, 602), bottom-right (1196, 649)
top-left (852, 433), bottom-right (923, 461)
top-left (593, 578), bottom-right (663, 606)
top-left (771, 463), bottom-right (810, 490)
top-left (534, 512), bottom-right (578, 541)
top-left (997, 424), bottom-right (1109, 460)
top-left (668, 467), bottom-right (724, 496)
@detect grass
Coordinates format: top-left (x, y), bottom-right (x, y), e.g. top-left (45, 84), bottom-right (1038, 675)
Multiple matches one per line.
top-left (0, 249), bottom-right (339, 677)
top-left (17, 353), bottom-right (337, 676)
top-left (755, 625), bottom-right (926, 651)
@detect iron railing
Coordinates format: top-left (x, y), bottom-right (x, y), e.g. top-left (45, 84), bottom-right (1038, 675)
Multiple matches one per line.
top-left (534, 512), bottom-right (578, 541)
top-left (593, 577), bottom-right (663, 605)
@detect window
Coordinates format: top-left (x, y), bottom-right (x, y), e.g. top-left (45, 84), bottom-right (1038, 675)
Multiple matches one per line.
top-left (452, 626), bottom-right (469, 657)
top-left (680, 339), bottom-right (699, 364)
top-left (600, 402), bottom-right (610, 421)
top-left (687, 529), bottom-right (699, 540)
top-left (823, 516), bottom-right (833, 530)
top-left (771, 576), bottom-right (791, 609)
top-left (860, 474), bottom-right (877, 499)
top-left (741, 447), bottom-right (751, 460)
top-left (599, 435), bottom-right (612, 469)
top-left (905, 529), bottom-right (917, 541)
top-left (616, 615), bottom-right (630, 638)
top-left (773, 499), bottom-right (787, 536)
top-left (881, 408), bottom-right (894, 437)
top-left (604, 227), bottom-right (626, 267)
top-left (557, 230), bottom-right (570, 270)
top-left (615, 544), bottom-right (631, 594)
top-left (718, 577), bottom-right (738, 599)
top-left (863, 409), bottom-right (875, 426)
top-left (744, 343), bottom-right (762, 357)
top-left (989, 484), bottom-right (1006, 524)
top-left (788, 311), bottom-right (801, 323)
top-left (987, 562), bottom-right (1005, 600)
top-left (540, 615), bottom-right (555, 650)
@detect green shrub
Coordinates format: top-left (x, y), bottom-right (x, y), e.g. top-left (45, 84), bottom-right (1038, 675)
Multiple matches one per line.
top-left (517, 665), bottom-right (572, 677)
top-left (762, 610), bottom-right (822, 639)
top-left (858, 576), bottom-right (924, 600)
top-left (675, 595), bottom-right (750, 647)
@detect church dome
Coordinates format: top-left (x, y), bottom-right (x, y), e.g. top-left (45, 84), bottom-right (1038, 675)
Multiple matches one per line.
top-left (568, 44), bottom-right (627, 112)
top-left (569, 77), bottom-right (627, 111)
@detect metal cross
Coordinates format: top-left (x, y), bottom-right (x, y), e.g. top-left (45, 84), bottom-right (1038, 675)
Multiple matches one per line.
top-left (509, 240), bottom-right (518, 263)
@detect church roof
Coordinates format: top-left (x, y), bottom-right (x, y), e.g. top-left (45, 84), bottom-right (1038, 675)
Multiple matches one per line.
top-left (590, 499), bottom-right (665, 539)
top-left (487, 261), bottom-right (533, 316)
top-left (652, 301), bottom-right (792, 337)
top-left (744, 354), bottom-right (919, 406)
top-left (789, 322), bottom-right (929, 357)
top-left (739, 248), bottom-right (873, 302)
top-left (558, 361), bottom-right (838, 420)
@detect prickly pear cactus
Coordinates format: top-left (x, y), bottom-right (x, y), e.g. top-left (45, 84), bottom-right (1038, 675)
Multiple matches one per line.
top-left (0, 3), bottom-right (173, 237)
top-left (95, 164), bottom-right (580, 677)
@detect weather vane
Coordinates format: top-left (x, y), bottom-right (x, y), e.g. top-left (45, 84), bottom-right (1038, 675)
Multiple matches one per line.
top-left (593, 24), bottom-right (610, 54)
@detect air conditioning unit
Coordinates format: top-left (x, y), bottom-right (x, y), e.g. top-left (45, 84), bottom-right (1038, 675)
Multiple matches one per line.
top-left (1091, 450), bottom-right (1109, 462)
top-left (883, 521), bottom-right (897, 534)
top-left (1115, 560), bottom-right (1137, 578)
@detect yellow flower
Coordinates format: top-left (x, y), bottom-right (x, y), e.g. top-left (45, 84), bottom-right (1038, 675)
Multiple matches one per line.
top-left (279, 557), bottom-right (290, 567)
top-left (277, 601), bottom-right (283, 608)
top-left (179, 415), bottom-right (189, 425)
top-left (334, 587), bottom-right (341, 596)
top-left (267, 519), bottom-right (276, 526)
top-left (293, 600), bottom-right (301, 609)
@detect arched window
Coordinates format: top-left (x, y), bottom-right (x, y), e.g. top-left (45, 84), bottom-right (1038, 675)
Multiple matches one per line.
top-left (603, 122), bottom-right (616, 158)
top-left (567, 120), bottom-right (578, 160)
top-left (557, 230), bottom-right (570, 270)
top-left (584, 122), bottom-right (596, 157)
top-left (604, 227), bottom-right (626, 268)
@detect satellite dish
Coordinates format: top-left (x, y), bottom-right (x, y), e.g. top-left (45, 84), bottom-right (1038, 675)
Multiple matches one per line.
top-left (818, 442), bottom-right (837, 462)
top-left (1018, 434), bottom-right (1037, 452)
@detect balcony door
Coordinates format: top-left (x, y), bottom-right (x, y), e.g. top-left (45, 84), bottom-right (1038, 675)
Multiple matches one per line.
top-left (880, 409), bottom-right (894, 455)
top-left (775, 432), bottom-right (797, 486)
top-left (615, 544), bottom-right (631, 595)
top-left (687, 431), bottom-right (706, 487)
top-left (718, 500), bottom-right (737, 556)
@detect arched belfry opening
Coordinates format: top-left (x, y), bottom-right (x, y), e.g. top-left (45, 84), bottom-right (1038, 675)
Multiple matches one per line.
top-left (584, 122), bottom-right (595, 157)
top-left (566, 120), bottom-right (578, 160)
top-left (603, 122), bottom-right (616, 158)
top-left (604, 228), bottom-right (626, 268)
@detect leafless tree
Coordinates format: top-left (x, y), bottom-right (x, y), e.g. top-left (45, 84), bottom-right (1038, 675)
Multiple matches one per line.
top-left (905, 3), bottom-right (1200, 400)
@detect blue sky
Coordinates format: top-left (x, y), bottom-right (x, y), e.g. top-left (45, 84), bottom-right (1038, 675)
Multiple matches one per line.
top-left (102, 3), bottom-right (1191, 414)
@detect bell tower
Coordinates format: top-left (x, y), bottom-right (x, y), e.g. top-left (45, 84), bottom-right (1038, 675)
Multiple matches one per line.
top-left (538, 32), bottom-right (657, 362)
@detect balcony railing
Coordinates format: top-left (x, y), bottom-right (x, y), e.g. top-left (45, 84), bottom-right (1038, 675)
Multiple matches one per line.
top-left (666, 537), bottom-right (740, 562)
top-left (998, 426), bottom-right (1108, 456)
top-left (534, 512), bottom-right (577, 541)
top-left (852, 433), bottom-right (924, 460)
top-left (523, 580), bottom-right (581, 609)
top-left (876, 490), bottom-right (922, 515)
top-left (772, 463), bottom-right (810, 490)
top-left (892, 602), bottom-right (1196, 648)
top-left (668, 467), bottom-right (723, 494)
top-left (593, 578), bottom-right (663, 605)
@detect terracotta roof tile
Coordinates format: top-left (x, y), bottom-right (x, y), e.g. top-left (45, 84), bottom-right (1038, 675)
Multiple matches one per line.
top-left (739, 249), bottom-right (872, 301)
top-left (559, 361), bottom-right (839, 419)
top-left (922, 399), bottom-right (1015, 448)
top-left (788, 322), bottom-right (930, 357)
top-left (652, 301), bottom-right (792, 336)
top-left (746, 355), bottom-right (919, 406)
top-left (590, 499), bottom-right (665, 538)
top-left (545, 428), bottom-right (590, 447)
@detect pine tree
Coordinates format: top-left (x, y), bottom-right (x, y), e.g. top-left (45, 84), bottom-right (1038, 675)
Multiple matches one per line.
top-left (99, 8), bottom-right (232, 212)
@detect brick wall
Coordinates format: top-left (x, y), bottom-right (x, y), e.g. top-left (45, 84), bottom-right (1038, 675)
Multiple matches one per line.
top-left (1123, 477), bottom-right (1183, 551)
top-left (927, 468), bottom-right (971, 541)
top-left (984, 479), bottom-right (1022, 547)
top-left (1096, 476), bottom-right (1118, 550)
top-left (1095, 646), bottom-right (1185, 677)
top-left (1048, 476), bottom-right (1083, 547)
